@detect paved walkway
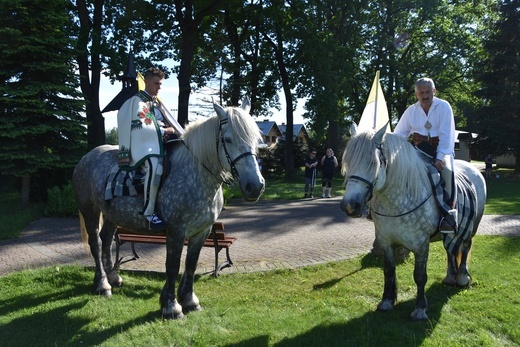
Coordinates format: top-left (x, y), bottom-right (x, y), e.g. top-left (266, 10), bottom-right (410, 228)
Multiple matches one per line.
top-left (1, 197), bottom-right (519, 277)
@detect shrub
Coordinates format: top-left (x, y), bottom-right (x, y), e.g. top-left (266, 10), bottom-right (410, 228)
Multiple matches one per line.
top-left (44, 182), bottom-right (78, 217)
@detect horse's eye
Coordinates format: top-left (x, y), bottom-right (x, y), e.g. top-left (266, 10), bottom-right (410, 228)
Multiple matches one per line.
top-left (225, 138), bottom-right (232, 144)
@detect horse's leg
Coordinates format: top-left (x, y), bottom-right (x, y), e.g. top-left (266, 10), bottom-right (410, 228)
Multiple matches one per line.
top-left (160, 231), bottom-right (185, 319)
top-left (410, 248), bottom-right (429, 321)
top-left (82, 209), bottom-right (112, 296)
top-left (456, 239), bottom-right (472, 287)
top-left (377, 243), bottom-right (397, 312)
top-left (99, 220), bottom-right (122, 288)
top-left (178, 232), bottom-right (207, 313)
top-left (443, 250), bottom-right (459, 286)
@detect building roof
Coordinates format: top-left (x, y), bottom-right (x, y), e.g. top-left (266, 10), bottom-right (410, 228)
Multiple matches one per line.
top-left (278, 123), bottom-right (309, 141)
top-left (256, 120), bottom-right (282, 137)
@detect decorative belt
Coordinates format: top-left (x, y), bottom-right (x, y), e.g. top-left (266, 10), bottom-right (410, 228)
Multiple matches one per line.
top-left (412, 133), bottom-right (439, 150)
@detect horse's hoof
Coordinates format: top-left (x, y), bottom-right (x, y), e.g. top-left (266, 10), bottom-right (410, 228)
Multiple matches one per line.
top-left (442, 275), bottom-right (457, 286)
top-left (93, 284), bottom-right (112, 297)
top-left (377, 300), bottom-right (394, 312)
top-left (410, 308), bottom-right (428, 321)
top-left (456, 274), bottom-right (471, 288)
top-left (183, 304), bottom-right (202, 313)
top-left (162, 301), bottom-right (184, 319)
top-left (108, 273), bottom-right (123, 287)
top-left (162, 310), bottom-right (185, 320)
top-left (95, 288), bottom-right (112, 297)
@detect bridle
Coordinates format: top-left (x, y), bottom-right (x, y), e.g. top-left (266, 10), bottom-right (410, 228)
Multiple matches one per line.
top-left (346, 142), bottom-right (435, 218)
top-left (346, 142), bottom-right (386, 202)
top-left (217, 118), bottom-right (256, 181)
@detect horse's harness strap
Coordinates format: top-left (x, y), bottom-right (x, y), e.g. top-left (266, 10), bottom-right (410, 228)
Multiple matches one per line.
top-left (218, 118), bottom-right (255, 181)
top-left (347, 175), bottom-right (375, 201)
top-left (347, 140), bottom-right (440, 218)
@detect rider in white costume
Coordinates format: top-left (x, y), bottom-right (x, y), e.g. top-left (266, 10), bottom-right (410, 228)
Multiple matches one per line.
top-left (394, 77), bottom-right (457, 233)
top-left (117, 67), bottom-right (184, 230)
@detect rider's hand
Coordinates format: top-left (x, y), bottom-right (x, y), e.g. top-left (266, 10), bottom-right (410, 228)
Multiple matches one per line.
top-left (435, 159), bottom-right (444, 171)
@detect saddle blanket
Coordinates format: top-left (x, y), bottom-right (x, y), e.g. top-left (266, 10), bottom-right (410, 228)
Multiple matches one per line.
top-left (444, 171), bottom-right (478, 256)
top-left (427, 165), bottom-right (478, 256)
top-left (104, 162), bottom-right (163, 201)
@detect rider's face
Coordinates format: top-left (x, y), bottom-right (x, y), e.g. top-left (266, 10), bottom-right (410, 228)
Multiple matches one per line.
top-left (145, 76), bottom-right (163, 97)
top-left (415, 85), bottom-right (435, 109)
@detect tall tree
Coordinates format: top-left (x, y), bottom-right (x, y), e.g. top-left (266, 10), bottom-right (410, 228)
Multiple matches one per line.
top-left (474, 0), bottom-right (520, 172)
top-left (0, 0), bottom-right (86, 206)
top-left (75, 0), bottom-right (107, 149)
top-left (171, 0), bottom-right (225, 126)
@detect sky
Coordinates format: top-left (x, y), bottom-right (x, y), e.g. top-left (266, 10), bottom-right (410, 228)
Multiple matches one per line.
top-left (99, 75), bottom-right (307, 130)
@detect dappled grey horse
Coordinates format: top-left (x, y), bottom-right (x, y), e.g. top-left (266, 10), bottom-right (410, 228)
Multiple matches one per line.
top-left (73, 98), bottom-right (264, 319)
top-left (340, 124), bottom-right (486, 320)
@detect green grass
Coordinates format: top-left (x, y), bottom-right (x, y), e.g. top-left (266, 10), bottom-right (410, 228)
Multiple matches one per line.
top-left (0, 188), bottom-right (44, 240)
top-left (0, 236), bottom-right (519, 346)
top-left (483, 168), bottom-right (520, 215)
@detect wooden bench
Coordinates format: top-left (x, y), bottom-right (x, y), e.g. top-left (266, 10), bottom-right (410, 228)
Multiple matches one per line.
top-left (114, 222), bottom-right (236, 277)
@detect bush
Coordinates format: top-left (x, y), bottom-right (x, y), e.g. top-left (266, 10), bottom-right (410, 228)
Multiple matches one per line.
top-left (44, 182), bottom-right (78, 217)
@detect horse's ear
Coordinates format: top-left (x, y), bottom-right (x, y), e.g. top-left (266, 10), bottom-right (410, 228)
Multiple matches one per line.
top-left (350, 123), bottom-right (358, 136)
top-left (374, 123), bottom-right (386, 144)
top-left (240, 97), bottom-right (251, 113)
top-left (213, 100), bottom-right (227, 119)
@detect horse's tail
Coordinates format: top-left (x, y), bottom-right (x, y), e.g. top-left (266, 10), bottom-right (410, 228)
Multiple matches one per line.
top-left (79, 211), bottom-right (104, 253)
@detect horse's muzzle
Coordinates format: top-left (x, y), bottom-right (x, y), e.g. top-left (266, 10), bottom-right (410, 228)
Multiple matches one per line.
top-left (340, 198), bottom-right (363, 218)
top-left (241, 179), bottom-right (265, 202)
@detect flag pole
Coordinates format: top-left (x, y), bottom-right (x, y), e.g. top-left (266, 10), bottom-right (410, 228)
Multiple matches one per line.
top-left (373, 70), bottom-right (380, 129)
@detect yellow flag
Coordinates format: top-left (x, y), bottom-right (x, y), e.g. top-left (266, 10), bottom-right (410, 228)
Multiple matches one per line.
top-left (137, 72), bottom-right (146, 91)
top-left (358, 71), bottom-right (391, 133)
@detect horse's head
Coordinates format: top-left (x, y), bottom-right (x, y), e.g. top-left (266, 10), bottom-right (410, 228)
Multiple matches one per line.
top-left (213, 97), bottom-right (265, 201)
top-left (340, 123), bottom-right (387, 217)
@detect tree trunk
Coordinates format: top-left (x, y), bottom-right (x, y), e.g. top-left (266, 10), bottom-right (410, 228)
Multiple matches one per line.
top-left (177, 34), bottom-right (194, 127)
top-left (20, 174), bottom-right (31, 208)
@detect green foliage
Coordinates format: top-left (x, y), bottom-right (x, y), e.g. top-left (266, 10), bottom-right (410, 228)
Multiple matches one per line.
top-left (473, 1), bottom-right (520, 171)
top-left (0, 176), bottom-right (43, 240)
top-left (106, 127), bottom-right (118, 145)
top-left (0, 0), bottom-right (86, 203)
top-left (44, 182), bottom-right (78, 217)
top-left (0, 237), bottom-right (519, 346)
top-left (0, 0), bottom-right (86, 173)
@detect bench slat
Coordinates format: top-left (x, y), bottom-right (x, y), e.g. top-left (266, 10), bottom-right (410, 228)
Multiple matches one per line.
top-left (114, 222), bottom-right (234, 277)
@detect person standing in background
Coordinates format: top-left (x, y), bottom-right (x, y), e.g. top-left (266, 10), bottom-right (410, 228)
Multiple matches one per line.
top-left (485, 154), bottom-right (493, 179)
top-left (303, 149), bottom-right (318, 198)
top-left (321, 148), bottom-right (338, 198)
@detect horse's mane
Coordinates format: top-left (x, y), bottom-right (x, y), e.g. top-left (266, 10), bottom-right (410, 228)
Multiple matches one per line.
top-left (342, 130), bottom-right (381, 184)
top-left (382, 133), bottom-right (430, 202)
top-left (342, 130), bottom-right (430, 202)
top-left (179, 106), bottom-right (262, 177)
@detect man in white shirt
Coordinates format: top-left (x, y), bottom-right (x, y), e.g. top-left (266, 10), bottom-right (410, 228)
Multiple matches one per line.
top-left (394, 77), bottom-right (457, 232)
top-left (117, 67), bottom-right (184, 229)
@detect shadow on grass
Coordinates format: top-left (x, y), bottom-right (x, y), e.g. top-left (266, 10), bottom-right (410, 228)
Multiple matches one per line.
top-left (0, 268), bottom-right (162, 346)
top-left (270, 282), bottom-right (461, 347)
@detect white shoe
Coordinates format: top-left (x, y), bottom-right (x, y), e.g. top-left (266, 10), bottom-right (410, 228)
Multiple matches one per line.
top-left (321, 194), bottom-right (326, 198)
top-left (327, 194), bottom-right (332, 198)
top-left (146, 213), bottom-right (166, 230)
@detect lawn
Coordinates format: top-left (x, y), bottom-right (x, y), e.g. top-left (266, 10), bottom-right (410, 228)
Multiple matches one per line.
top-left (0, 236), bottom-right (518, 346)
